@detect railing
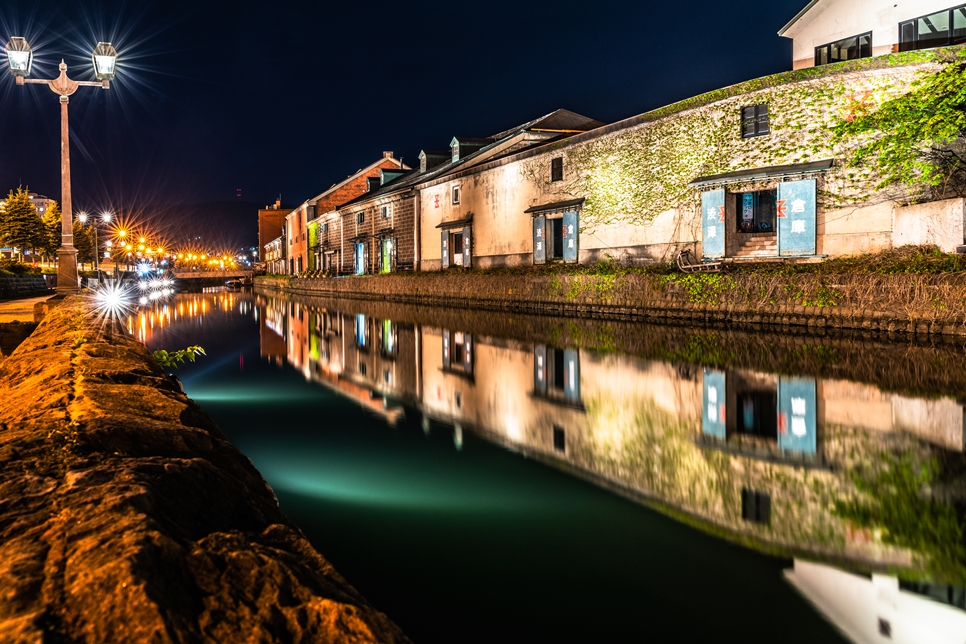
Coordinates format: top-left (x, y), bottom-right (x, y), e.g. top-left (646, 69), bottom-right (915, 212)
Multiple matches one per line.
top-left (172, 270), bottom-right (254, 280)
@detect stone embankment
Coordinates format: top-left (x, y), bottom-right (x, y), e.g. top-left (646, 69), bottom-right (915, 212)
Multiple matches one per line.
top-left (0, 297), bottom-right (410, 643)
top-left (257, 269), bottom-right (966, 337)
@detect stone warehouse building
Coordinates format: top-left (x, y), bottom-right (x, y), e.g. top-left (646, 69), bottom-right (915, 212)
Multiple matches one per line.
top-left (263, 0), bottom-right (966, 273)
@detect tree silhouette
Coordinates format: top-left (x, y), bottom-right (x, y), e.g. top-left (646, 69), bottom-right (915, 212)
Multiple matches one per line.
top-left (0, 187), bottom-right (45, 263)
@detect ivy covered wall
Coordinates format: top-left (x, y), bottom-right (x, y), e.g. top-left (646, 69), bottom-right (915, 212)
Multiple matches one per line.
top-left (519, 48), bottom-right (959, 233)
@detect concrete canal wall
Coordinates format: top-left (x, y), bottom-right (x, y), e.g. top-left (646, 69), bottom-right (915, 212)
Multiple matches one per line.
top-left (257, 270), bottom-right (966, 337)
top-left (0, 297), bottom-right (409, 643)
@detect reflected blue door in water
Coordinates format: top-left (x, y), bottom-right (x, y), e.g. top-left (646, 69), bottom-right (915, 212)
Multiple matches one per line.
top-left (778, 376), bottom-right (817, 454)
top-left (703, 369), bottom-right (727, 439)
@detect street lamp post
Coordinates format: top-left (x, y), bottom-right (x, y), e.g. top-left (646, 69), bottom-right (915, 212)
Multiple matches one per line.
top-left (77, 211), bottom-right (112, 280)
top-left (4, 37), bottom-right (118, 295)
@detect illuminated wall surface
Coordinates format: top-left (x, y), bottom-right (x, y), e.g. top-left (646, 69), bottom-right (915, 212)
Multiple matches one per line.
top-left (143, 290), bottom-right (966, 643)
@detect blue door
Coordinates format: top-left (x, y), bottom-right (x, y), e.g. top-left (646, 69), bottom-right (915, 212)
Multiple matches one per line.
top-left (533, 216), bottom-right (546, 264)
top-left (702, 369), bottom-right (727, 439)
top-left (355, 242), bottom-right (365, 275)
top-left (777, 179), bottom-right (816, 256)
top-left (562, 211), bottom-right (578, 263)
top-left (778, 376), bottom-right (816, 454)
top-left (462, 226), bottom-right (472, 268)
top-left (441, 231), bottom-right (450, 269)
top-left (701, 189), bottom-right (725, 258)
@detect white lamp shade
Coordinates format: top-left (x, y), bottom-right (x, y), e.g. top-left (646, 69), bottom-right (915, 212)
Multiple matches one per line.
top-left (91, 42), bottom-right (117, 81)
top-left (5, 37), bottom-right (32, 76)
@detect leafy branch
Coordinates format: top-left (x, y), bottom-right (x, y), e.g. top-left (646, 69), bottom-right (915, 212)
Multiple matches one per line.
top-left (832, 49), bottom-right (966, 198)
top-left (153, 345), bottom-right (206, 368)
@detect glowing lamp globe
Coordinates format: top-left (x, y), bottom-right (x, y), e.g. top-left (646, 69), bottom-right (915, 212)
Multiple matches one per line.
top-left (92, 42), bottom-right (117, 82)
top-left (5, 37), bottom-right (32, 78)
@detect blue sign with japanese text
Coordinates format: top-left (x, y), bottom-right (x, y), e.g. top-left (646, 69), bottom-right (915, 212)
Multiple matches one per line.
top-left (778, 376), bottom-right (817, 454)
top-left (701, 190), bottom-right (725, 258)
top-left (777, 179), bottom-right (816, 256)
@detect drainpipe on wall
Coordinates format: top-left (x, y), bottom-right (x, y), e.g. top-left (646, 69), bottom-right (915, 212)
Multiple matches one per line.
top-left (413, 188), bottom-right (421, 272)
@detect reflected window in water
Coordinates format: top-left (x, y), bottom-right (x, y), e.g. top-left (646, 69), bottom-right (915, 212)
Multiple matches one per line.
top-left (741, 489), bottom-right (771, 525)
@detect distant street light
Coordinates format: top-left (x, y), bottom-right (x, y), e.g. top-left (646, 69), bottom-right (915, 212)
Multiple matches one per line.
top-left (4, 36), bottom-right (118, 294)
top-left (77, 211), bottom-right (113, 279)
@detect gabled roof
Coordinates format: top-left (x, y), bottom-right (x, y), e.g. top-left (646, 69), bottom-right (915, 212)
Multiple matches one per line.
top-left (778, 0), bottom-right (827, 37)
top-left (307, 154), bottom-right (406, 206)
top-left (334, 109), bottom-right (604, 210)
top-left (490, 108), bottom-right (605, 140)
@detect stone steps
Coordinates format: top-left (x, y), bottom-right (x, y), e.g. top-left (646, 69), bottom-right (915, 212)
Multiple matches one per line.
top-left (737, 236), bottom-right (777, 257)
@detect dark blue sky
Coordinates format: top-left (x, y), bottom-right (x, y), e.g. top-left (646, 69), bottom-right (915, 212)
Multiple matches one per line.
top-left (0, 0), bottom-right (804, 244)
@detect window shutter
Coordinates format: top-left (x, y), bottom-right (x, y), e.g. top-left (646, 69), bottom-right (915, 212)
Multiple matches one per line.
top-left (462, 334), bottom-right (473, 373)
top-left (462, 226), bottom-right (472, 268)
top-left (563, 349), bottom-right (580, 402)
top-left (777, 376), bottom-right (817, 454)
top-left (756, 105), bottom-right (769, 135)
top-left (742, 106), bottom-right (757, 137)
top-left (702, 369), bottom-right (727, 439)
top-left (776, 179), bottom-right (816, 256)
top-left (562, 211), bottom-right (578, 263)
top-left (442, 330), bottom-right (451, 368)
top-left (701, 189), bottom-right (725, 259)
top-left (441, 230), bottom-right (450, 269)
top-left (532, 216), bottom-right (546, 264)
top-left (534, 345), bottom-right (547, 395)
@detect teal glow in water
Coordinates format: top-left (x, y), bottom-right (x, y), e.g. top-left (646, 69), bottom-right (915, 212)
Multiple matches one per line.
top-left (146, 291), bottom-right (917, 642)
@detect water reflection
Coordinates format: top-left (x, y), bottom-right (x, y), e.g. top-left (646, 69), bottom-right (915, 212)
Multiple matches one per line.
top-left (142, 289), bottom-right (966, 642)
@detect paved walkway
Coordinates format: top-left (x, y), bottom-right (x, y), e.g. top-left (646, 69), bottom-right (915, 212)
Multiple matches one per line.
top-left (0, 296), bottom-right (52, 323)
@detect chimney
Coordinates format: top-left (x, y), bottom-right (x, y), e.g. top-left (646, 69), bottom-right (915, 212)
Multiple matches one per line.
top-left (383, 151), bottom-right (393, 159)
top-left (275, 199), bottom-right (281, 208)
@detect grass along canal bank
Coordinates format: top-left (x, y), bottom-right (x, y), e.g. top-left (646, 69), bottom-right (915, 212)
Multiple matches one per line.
top-left (257, 246), bottom-right (966, 337)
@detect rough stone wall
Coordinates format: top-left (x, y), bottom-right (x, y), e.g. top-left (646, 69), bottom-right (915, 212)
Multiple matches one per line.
top-left (257, 270), bottom-right (966, 338)
top-left (0, 297), bottom-right (409, 643)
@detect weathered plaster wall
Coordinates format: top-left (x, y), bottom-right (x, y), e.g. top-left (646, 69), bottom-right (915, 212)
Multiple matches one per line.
top-left (0, 297), bottom-right (409, 643)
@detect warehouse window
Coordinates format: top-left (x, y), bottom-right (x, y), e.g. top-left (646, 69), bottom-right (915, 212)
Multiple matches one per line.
top-left (741, 104), bottom-right (769, 138)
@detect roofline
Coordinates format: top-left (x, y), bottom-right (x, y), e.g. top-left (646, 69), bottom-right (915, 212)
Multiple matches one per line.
top-left (306, 155), bottom-right (407, 206)
top-left (410, 49), bottom-right (947, 191)
top-left (778, 0), bottom-right (820, 37)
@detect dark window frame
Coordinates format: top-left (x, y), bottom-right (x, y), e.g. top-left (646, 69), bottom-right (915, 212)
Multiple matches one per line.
top-left (550, 157), bottom-right (564, 182)
top-left (356, 211), bottom-right (365, 224)
top-left (741, 104), bottom-right (770, 139)
top-left (899, 4), bottom-right (966, 52)
top-left (814, 31), bottom-right (872, 66)
top-left (452, 185), bottom-right (461, 205)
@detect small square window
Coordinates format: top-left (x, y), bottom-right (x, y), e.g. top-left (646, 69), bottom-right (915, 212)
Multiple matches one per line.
top-left (741, 489), bottom-right (771, 524)
top-left (358, 362), bottom-right (367, 375)
top-left (553, 425), bottom-right (566, 452)
top-left (381, 205), bottom-right (390, 219)
top-left (452, 185), bottom-right (461, 205)
top-left (322, 223), bottom-right (328, 234)
top-left (742, 104), bottom-right (769, 138)
top-left (357, 212), bottom-right (365, 224)
top-left (551, 157), bottom-right (563, 182)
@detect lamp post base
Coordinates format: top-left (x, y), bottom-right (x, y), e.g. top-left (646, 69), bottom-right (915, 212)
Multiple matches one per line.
top-left (56, 247), bottom-right (80, 295)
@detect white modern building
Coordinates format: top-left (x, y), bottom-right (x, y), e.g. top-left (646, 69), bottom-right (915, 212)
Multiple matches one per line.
top-left (780, 0), bottom-right (966, 69)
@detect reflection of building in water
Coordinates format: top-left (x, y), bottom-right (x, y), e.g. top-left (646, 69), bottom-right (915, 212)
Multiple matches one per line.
top-left (258, 294), bottom-right (966, 584)
top-left (261, 296), bottom-right (418, 424)
top-left (784, 560), bottom-right (966, 644)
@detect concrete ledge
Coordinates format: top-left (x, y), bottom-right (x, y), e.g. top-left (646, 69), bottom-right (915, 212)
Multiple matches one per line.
top-left (0, 296), bottom-right (409, 643)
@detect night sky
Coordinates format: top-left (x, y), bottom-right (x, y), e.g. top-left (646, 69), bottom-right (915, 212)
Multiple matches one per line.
top-left (0, 0), bottom-right (805, 247)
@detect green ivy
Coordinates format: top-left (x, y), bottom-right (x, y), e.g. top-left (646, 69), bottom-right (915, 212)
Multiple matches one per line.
top-left (832, 48), bottom-right (966, 197)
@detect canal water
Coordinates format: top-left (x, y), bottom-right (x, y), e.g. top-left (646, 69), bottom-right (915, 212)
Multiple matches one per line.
top-left (137, 288), bottom-right (966, 643)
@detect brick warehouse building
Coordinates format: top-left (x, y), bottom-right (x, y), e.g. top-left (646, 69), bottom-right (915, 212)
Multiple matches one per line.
top-left (284, 152), bottom-right (406, 274)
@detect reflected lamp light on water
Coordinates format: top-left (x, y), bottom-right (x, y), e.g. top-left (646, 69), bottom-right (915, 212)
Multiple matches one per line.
top-left (5, 37), bottom-right (32, 78)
